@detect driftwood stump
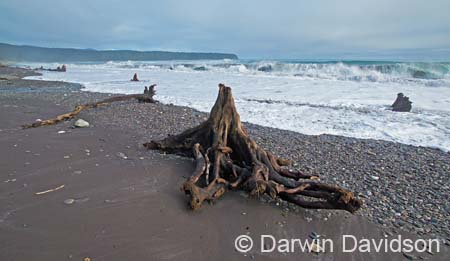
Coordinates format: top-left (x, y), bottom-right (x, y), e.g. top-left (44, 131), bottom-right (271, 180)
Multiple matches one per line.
top-left (145, 84), bottom-right (362, 213)
top-left (143, 84), bottom-right (157, 102)
top-left (391, 93), bottom-right (412, 112)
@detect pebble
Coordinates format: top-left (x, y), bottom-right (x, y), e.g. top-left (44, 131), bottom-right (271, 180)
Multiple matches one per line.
top-left (117, 152), bottom-right (128, 159)
top-left (64, 199), bottom-right (75, 205)
top-left (309, 232), bottom-right (320, 239)
top-left (367, 150), bottom-right (376, 156)
top-left (74, 119), bottom-right (89, 128)
top-left (310, 242), bottom-right (323, 253)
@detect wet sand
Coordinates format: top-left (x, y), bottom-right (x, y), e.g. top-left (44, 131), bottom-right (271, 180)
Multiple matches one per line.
top-left (0, 66), bottom-right (448, 260)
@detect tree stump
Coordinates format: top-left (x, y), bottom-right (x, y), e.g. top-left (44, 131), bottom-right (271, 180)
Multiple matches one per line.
top-left (149, 84), bottom-right (156, 97)
top-left (145, 84), bottom-right (362, 213)
top-left (391, 93), bottom-right (412, 112)
top-left (131, 73), bottom-right (139, 81)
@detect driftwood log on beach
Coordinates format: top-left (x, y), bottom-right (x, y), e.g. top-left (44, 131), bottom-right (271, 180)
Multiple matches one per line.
top-left (23, 93), bottom-right (156, 128)
top-left (145, 84), bottom-right (362, 213)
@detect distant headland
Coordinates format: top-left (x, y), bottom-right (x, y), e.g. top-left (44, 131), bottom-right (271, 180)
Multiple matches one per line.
top-left (0, 42), bottom-right (238, 62)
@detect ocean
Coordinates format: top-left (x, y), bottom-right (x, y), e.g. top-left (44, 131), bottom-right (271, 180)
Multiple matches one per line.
top-left (21, 59), bottom-right (450, 151)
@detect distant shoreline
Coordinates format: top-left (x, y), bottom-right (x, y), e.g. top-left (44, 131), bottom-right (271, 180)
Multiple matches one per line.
top-left (0, 42), bottom-right (238, 62)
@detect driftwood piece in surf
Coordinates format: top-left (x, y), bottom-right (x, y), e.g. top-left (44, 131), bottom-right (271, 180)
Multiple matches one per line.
top-left (144, 84), bottom-right (362, 213)
top-left (391, 93), bottom-right (412, 112)
top-left (23, 91), bottom-right (156, 129)
top-left (38, 64), bottom-right (67, 72)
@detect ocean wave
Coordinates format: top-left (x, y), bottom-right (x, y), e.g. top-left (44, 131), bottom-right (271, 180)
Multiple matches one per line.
top-left (80, 60), bottom-right (450, 86)
top-left (243, 98), bottom-right (380, 114)
top-left (22, 59), bottom-right (450, 151)
top-left (244, 61), bottom-right (450, 83)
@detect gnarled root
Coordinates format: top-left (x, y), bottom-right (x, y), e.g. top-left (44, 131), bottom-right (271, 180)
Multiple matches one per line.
top-left (23, 94), bottom-right (156, 128)
top-left (145, 84), bottom-right (362, 213)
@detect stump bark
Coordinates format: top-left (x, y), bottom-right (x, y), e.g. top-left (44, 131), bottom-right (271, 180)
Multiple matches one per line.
top-left (145, 84), bottom-right (362, 213)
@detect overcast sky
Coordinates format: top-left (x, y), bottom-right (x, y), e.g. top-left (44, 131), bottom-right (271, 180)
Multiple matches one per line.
top-left (1, 0), bottom-right (449, 59)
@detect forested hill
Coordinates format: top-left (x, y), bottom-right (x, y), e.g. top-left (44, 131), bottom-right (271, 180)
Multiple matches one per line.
top-left (0, 43), bottom-right (238, 62)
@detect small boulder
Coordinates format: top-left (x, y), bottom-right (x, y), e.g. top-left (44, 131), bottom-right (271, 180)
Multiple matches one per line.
top-left (74, 119), bottom-right (90, 128)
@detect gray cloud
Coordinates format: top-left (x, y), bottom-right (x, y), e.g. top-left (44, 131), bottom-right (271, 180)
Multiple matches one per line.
top-left (1, 0), bottom-right (449, 59)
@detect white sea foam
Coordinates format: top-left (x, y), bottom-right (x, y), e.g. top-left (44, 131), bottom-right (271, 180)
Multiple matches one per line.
top-left (22, 60), bottom-right (450, 151)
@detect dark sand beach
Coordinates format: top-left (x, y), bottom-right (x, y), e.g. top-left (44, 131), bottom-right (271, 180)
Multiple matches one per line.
top-left (0, 66), bottom-right (449, 260)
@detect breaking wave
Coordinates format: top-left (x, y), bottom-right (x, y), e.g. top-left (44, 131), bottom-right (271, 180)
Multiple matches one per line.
top-left (21, 59), bottom-right (450, 151)
top-left (93, 60), bottom-right (450, 86)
